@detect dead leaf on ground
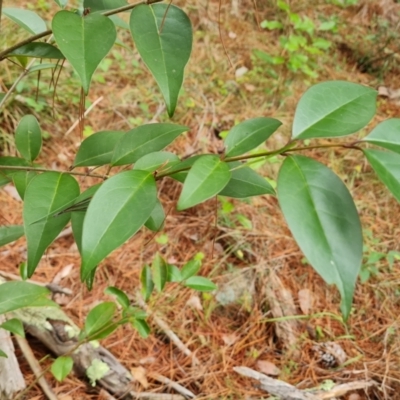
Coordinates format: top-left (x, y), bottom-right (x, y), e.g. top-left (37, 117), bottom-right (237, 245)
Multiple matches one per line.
top-left (131, 366), bottom-right (149, 389)
top-left (298, 288), bottom-right (313, 315)
top-left (256, 360), bottom-right (281, 376)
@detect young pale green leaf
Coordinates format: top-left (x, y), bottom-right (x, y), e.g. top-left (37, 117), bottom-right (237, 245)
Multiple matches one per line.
top-left (9, 43), bottom-right (64, 59)
top-left (0, 282), bottom-right (53, 314)
top-left (24, 172), bottom-right (80, 276)
top-left (51, 356), bottom-right (73, 382)
top-left (362, 119), bottom-right (400, 154)
top-left (363, 149), bottom-right (400, 203)
top-left (84, 302), bottom-right (116, 339)
top-left (144, 199), bottom-right (165, 232)
top-left (224, 117), bottom-right (282, 157)
top-left (15, 115), bottom-right (42, 162)
top-left (52, 11), bottom-right (116, 94)
top-left (0, 318), bottom-right (25, 338)
top-left (105, 287), bottom-right (130, 309)
top-left (292, 81), bottom-right (377, 139)
top-left (133, 151), bottom-right (180, 173)
top-left (141, 265), bottom-right (154, 301)
top-left (83, 0), bottom-right (127, 11)
top-left (0, 225), bottom-right (24, 247)
top-left (132, 319), bottom-right (150, 338)
top-left (219, 162), bottom-right (275, 198)
top-left (112, 124), bottom-right (188, 166)
top-left (277, 155), bottom-right (362, 319)
top-left (0, 350), bottom-right (7, 358)
top-left (177, 155), bottom-right (231, 210)
top-left (3, 8), bottom-right (47, 34)
top-left (167, 264), bottom-right (182, 282)
top-left (184, 276), bottom-right (217, 292)
top-left (81, 171), bottom-right (157, 281)
top-left (73, 131), bottom-right (124, 167)
top-left (181, 260), bottom-right (201, 281)
top-left (13, 171), bottom-right (37, 200)
top-left (130, 4), bottom-right (192, 117)
top-left (151, 253), bottom-right (168, 292)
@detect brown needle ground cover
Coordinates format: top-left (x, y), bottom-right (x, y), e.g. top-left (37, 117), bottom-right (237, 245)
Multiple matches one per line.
top-left (1, 0), bottom-right (400, 399)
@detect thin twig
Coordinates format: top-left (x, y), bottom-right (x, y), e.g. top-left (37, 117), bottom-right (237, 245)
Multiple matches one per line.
top-left (149, 372), bottom-right (196, 399)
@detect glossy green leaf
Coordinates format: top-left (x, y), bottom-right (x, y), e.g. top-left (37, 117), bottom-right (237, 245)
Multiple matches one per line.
top-left (133, 151), bottom-right (180, 173)
top-left (132, 318), bottom-right (150, 338)
top-left (84, 302), bottom-right (116, 339)
top-left (0, 282), bottom-right (53, 314)
top-left (277, 155), bottom-right (362, 319)
top-left (130, 4), bottom-right (192, 116)
top-left (364, 149), bottom-right (400, 203)
top-left (112, 124), bottom-right (188, 166)
top-left (292, 81), bottom-right (377, 139)
top-left (81, 171), bottom-right (157, 281)
top-left (177, 155), bottom-right (231, 210)
top-left (73, 131), bottom-right (124, 167)
top-left (105, 287), bottom-right (130, 309)
top-left (28, 63), bottom-right (59, 73)
top-left (0, 225), bottom-right (24, 247)
top-left (19, 262), bottom-right (28, 281)
top-left (51, 356), bottom-right (73, 382)
top-left (23, 172), bottom-right (80, 277)
top-left (9, 43), bottom-right (64, 59)
top-left (15, 115), bottom-right (42, 162)
top-left (144, 199), bottom-right (165, 232)
top-left (140, 265), bottom-right (154, 302)
top-left (151, 253), bottom-right (168, 292)
top-left (224, 117), bottom-right (282, 157)
top-left (13, 171), bottom-right (37, 200)
top-left (52, 11), bottom-right (117, 94)
top-left (219, 162), bottom-right (275, 198)
top-left (168, 155), bottom-right (205, 183)
top-left (3, 8), bottom-right (47, 34)
top-left (184, 276), bottom-right (217, 292)
top-left (167, 264), bottom-right (182, 282)
top-left (181, 259), bottom-right (201, 281)
top-left (0, 157), bottom-right (31, 185)
top-left (83, 0), bottom-right (127, 11)
top-left (0, 318), bottom-right (25, 338)
top-left (362, 119), bottom-right (400, 154)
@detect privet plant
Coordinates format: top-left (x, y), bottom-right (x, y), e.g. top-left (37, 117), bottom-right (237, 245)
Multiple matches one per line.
top-left (1, 0), bottom-right (400, 382)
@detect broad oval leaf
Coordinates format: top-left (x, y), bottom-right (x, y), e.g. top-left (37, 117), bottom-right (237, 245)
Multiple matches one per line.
top-left (133, 151), bottom-right (180, 173)
top-left (81, 170), bottom-right (157, 280)
top-left (24, 172), bottom-right (80, 276)
top-left (224, 117), bottom-right (282, 157)
top-left (0, 157), bottom-right (31, 186)
top-left (177, 156), bottom-right (231, 210)
top-left (112, 123), bottom-right (188, 166)
top-left (15, 115), bottom-right (42, 162)
top-left (84, 302), bottom-right (116, 339)
top-left (0, 318), bottom-right (25, 338)
top-left (362, 119), bottom-right (400, 154)
top-left (145, 199), bottom-right (165, 232)
top-left (167, 155), bottom-right (206, 183)
top-left (12, 171), bottom-right (37, 199)
top-left (0, 225), bottom-right (24, 247)
top-left (3, 8), bottom-right (47, 34)
top-left (219, 162), bottom-right (275, 198)
top-left (277, 155), bottom-right (362, 319)
top-left (151, 253), bottom-right (168, 292)
top-left (292, 81), bottom-right (377, 139)
top-left (130, 4), bottom-right (192, 117)
top-left (52, 11), bottom-right (117, 94)
top-left (51, 356), bottom-right (73, 382)
top-left (181, 259), bottom-right (201, 281)
top-left (73, 130), bottom-right (124, 167)
top-left (83, 0), bottom-right (127, 11)
top-left (105, 286), bottom-right (130, 309)
top-left (9, 43), bottom-right (64, 59)
top-left (363, 149), bottom-right (400, 203)
top-left (184, 276), bottom-right (217, 292)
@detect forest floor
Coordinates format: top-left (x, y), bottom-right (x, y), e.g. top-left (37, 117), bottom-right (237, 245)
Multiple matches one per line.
top-left (1, 0), bottom-right (400, 399)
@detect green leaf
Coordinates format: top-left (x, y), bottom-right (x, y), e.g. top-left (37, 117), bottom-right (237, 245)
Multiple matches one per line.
top-left (144, 199), bottom-right (165, 232)
top-left (15, 115), bottom-right (42, 162)
top-left (130, 4), bottom-right (192, 117)
top-left (184, 276), bottom-right (217, 292)
top-left (81, 171), bottom-right (157, 281)
top-left (3, 8), bottom-right (47, 34)
top-left (292, 81), bottom-right (377, 139)
top-left (28, 63), bottom-right (60, 73)
top-left (362, 119), bottom-right (400, 154)
top-left (0, 157), bottom-right (31, 185)
top-left (277, 155), bottom-right (362, 319)
top-left (168, 155), bottom-right (205, 183)
top-left (151, 253), bottom-right (168, 292)
top-left (0, 225), bottom-right (24, 246)
top-left (181, 259), bottom-right (201, 280)
top-left (8, 43), bottom-right (64, 59)
top-left (219, 162), bottom-right (275, 198)
top-left (0, 282), bottom-right (54, 314)
top-left (167, 264), bottom-right (182, 282)
top-left (73, 130), bottom-right (124, 167)
top-left (140, 265), bottom-right (154, 301)
top-left (51, 356), bottom-right (73, 382)
top-left (132, 318), bottom-right (150, 338)
top-left (0, 350), bottom-right (7, 358)
top-left (84, 302), bottom-right (116, 339)
top-left (23, 172), bottom-right (80, 277)
top-left (13, 171), bottom-right (37, 200)
top-left (112, 124), bottom-right (188, 166)
top-left (177, 155), bottom-right (231, 210)
top-left (105, 286), bottom-right (130, 309)
top-left (224, 117), bottom-right (282, 157)
top-left (52, 10), bottom-right (117, 94)
top-left (0, 318), bottom-right (25, 338)
top-left (363, 149), bottom-right (400, 203)
top-left (83, 0), bottom-right (127, 12)
top-left (133, 151), bottom-right (180, 173)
